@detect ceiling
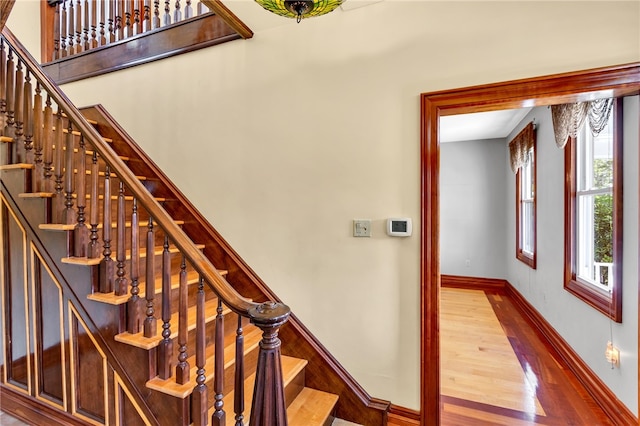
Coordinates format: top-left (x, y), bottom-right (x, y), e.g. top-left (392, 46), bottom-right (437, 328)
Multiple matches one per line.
top-left (439, 108), bottom-right (532, 143)
top-left (222, 0), bottom-right (532, 145)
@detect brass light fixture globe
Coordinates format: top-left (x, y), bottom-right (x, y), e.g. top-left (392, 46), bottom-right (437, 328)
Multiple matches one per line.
top-left (255, 0), bottom-right (344, 23)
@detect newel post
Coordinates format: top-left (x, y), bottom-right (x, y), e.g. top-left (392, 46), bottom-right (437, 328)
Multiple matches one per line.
top-left (248, 301), bottom-right (291, 426)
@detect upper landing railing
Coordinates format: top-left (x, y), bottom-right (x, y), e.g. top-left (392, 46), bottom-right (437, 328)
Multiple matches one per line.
top-left (46, 0), bottom-right (211, 61)
top-left (40, 0), bottom-right (253, 83)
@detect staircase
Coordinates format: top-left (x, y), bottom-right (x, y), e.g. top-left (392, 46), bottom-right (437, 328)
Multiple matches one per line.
top-left (0, 27), bottom-right (388, 426)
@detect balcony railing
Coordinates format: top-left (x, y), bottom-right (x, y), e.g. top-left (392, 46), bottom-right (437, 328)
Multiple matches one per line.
top-left (40, 0), bottom-right (252, 84)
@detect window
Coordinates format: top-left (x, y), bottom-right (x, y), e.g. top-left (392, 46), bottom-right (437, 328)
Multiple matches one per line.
top-left (516, 141), bottom-right (536, 268)
top-left (510, 122), bottom-right (537, 268)
top-left (564, 98), bottom-right (622, 322)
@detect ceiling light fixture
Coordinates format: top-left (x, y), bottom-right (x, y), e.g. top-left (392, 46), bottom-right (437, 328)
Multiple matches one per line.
top-left (255, 0), bottom-right (344, 23)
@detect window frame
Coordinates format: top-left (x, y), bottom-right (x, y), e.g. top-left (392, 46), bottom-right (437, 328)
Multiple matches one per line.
top-left (564, 98), bottom-right (623, 323)
top-left (515, 136), bottom-right (537, 269)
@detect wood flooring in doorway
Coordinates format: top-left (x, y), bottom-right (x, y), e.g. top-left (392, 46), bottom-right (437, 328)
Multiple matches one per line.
top-left (440, 287), bottom-right (615, 426)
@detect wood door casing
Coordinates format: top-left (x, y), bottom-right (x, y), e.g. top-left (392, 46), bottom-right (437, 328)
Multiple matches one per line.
top-left (420, 62), bottom-right (640, 426)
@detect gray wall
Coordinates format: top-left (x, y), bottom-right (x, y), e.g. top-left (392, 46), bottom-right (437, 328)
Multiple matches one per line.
top-left (440, 138), bottom-right (507, 278)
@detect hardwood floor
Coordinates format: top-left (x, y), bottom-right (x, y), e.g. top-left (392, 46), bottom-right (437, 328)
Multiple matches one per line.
top-left (440, 287), bottom-right (615, 425)
top-left (1, 288), bottom-right (619, 425)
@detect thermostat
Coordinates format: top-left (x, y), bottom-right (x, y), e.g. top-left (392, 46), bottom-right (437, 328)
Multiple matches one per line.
top-left (387, 218), bottom-right (412, 237)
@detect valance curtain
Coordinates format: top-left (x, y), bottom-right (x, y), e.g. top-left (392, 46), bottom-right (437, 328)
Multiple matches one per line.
top-left (551, 98), bottom-right (614, 148)
top-left (509, 121), bottom-right (535, 173)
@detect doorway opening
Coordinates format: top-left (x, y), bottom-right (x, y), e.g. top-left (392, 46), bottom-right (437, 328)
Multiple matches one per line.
top-left (419, 63), bottom-right (640, 426)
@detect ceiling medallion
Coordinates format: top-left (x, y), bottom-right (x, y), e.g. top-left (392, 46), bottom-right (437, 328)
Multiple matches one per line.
top-left (255, 0), bottom-right (344, 23)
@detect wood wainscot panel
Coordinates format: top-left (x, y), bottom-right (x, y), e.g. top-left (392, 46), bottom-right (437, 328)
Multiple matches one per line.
top-left (32, 246), bottom-right (67, 410)
top-left (1, 193), bottom-right (31, 393)
top-left (114, 373), bottom-right (153, 426)
top-left (69, 303), bottom-right (108, 425)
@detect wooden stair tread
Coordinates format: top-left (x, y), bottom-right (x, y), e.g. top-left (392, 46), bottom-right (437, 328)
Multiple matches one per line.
top-left (86, 269), bottom-right (228, 305)
top-left (287, 387), bottom-right (339, 426)
top-left (75, 169), bottom-right (147, 180)
top-left (114, 297), bottom-right (229, 350)
top-left (22, 192), bottom-right (165, 202)
top-left (60, 113), bottom-right (98, 126)
top-left (0, 163), bottom-right (34, 170)
top-left (0, 136), bottom-right (14, 143)
top-left (42, 218), bottom-right (184, 232)
top-left (214, 356), bottom-right (309, 421)
top-left (61, 243), bottom-right (206, 265)
top-left (146, 326), bottom-right (263, 398)
top-left (18, 192), bottom-right (54, 198)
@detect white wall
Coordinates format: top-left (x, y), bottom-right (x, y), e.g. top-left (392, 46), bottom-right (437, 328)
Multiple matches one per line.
top-left (7, 0), bottom-right (640, 410)
top-left (440, 138), bottom-right (507, 278)
top-left (505, 99), bottom-right (639, 415)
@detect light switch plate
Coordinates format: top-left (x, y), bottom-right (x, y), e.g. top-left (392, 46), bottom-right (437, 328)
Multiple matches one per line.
top-left (353, 219), bottom-right (371, 237)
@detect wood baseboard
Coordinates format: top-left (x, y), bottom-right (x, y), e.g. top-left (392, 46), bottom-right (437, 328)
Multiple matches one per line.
top-left (0, 384), bottom-right (86, 425)
top-left (505, 282), bottom-right (637, 426)
top-left (387, 404), bottom-right (420, 426)
top-left (440, 274), bottom-right (506, 291)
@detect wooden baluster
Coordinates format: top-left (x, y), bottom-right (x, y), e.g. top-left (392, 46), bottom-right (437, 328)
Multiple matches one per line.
top-left (248, 302), bottom-right (291, 426)
top-left (74, 136), bottom-right (88, 256)
top-left (173, 0), bottom-right (181, 23)
top-left (82, 0), bottom-right (91, 50)
top-left (192, 276), bottom-right (208, 426)
top-left (52, 2), bottom-right (61, 60)
top-left (133, 0), bottom-right (141, 35)
top-left (13, 59), bottom-right (23, 162)
top-left (1, 40), bottom-right (6, 131)
top-left (89, 0), bottom-right (98, 48)
top-left (142, 0), bottom-right (151, 32)
top-left (163, 0), bottom-right (171, 26)
top-left (107, 0), bottom-right (116, 43)
top-left (63, 120), bottom-right (75, 224)
top-left (116, 0), bottom-right (124, 40)
top-left (212, 298), bottom-right (225, 425)
top-left (184, 0), bottom-right (192, 19)
top-left (175, 255), bottom-right (189, 384)
top-left (115, 181), bottom-right (128, 295)
top-left (234, 315), bottom-right (245, 426)
top-left (22, 70), bottom-right (34, 165)
top-left (67, 0), bottom-right (75, 55)
top-left (4, 48), bottom-right (14, 143)
top-left (60, 1), bottom-right (68, 57)
top-left (152, 0), bottom-right (160, 29)
top-left (53, 108), bottom-right (65, 222)
top-left (42, 96), bottom-right (54, 192)
top-left (88, 151), bottom-right (100, 257)
top-left (123, 0), bottom-right (131, 38)
top-left (100, 165), bottom-right (114, 292)
top-left (98, 0), bottom-right (107, 46)
top-left (75, 0), bottom-right (83, 53)
top-left (128, 198), bottom-right (142, 333)
top-left (32, 83), bottom-right (43, 191)
top-left (158, 235), bottom-right (172, 379)
top-left (197, 0), bottom-right (206, 15)
top-left (143, 217), bottom-right (157, 338)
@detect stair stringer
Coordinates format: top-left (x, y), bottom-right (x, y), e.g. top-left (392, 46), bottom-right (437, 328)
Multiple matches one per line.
top-left (81, 104), bottom-right (392, 425)
top-left (1, 169), bottom-right (170, 426)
